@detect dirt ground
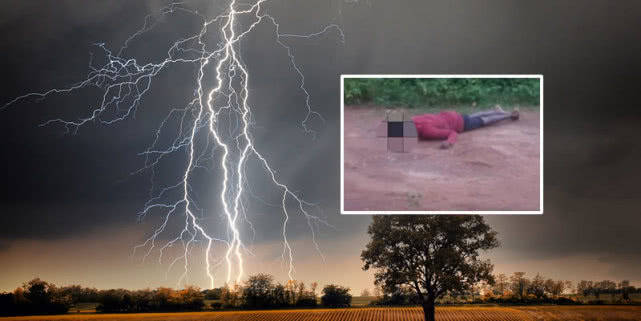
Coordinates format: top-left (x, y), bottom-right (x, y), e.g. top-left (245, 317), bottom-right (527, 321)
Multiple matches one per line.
top-left (343, 106), bottom-right (541, 212)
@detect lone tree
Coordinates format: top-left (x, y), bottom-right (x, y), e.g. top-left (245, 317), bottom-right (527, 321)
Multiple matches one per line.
top-left (361, 215), bottom-right (499, 321)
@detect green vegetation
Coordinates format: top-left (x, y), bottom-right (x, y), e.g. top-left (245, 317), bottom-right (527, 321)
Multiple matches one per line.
top-left (344, 78), bottom-right (540, 109)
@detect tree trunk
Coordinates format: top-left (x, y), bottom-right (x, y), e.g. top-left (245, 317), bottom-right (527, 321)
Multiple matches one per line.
top-left (422, 298), bottom-right (436, 321)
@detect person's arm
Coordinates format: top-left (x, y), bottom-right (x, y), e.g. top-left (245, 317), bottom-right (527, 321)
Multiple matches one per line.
top-left (441, 131), bottom-right (457, 149)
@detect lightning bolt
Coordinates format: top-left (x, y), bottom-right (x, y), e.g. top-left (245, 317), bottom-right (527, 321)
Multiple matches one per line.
top-left (3, 1), bottom-right (343, 288)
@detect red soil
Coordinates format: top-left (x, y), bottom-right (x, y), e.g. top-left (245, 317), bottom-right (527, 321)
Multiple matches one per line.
top-left (343, 106), bottom-right (541, 212)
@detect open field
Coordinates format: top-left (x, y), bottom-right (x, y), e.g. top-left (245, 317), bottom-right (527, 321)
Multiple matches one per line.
top-left (352, 296), bottom-right (378, 306)
top-left (0, 307), bottom-right (526, 321)
top-left (4, 306), bottom-right (641, 321)
top-left (68, 302), bottom-right (99, 313)
top-left (343, 106), bottom-right (541, 212)
top-left (518, 306), bottom-right (641, 321)
top-left (67, 295), bottom-right (641, 313)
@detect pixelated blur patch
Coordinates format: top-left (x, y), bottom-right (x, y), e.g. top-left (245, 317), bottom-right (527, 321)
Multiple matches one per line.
top-left (376, 111), bottom-right (417, 153)
top-left (403, 121), bottom-right (418, 137)
top-left (387, 121), bottom-right (404, 137)
top-left (388, 137), bottom-right (404, 153)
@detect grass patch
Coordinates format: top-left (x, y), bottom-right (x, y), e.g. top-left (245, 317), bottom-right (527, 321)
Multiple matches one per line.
top-left (68, 302), bottom-right (99, 313)
top-left (351, 296), bottom-right (377, 306)
top-left (346, 104), bottom-right (538, 118)
top-left (344, 78), bottom-right (540, 109)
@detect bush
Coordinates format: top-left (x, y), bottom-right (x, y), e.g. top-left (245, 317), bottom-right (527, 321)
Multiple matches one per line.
top-left (344, 78), bottom-right (540, 108)
top-left (321, 284), bottom-right (352, 308)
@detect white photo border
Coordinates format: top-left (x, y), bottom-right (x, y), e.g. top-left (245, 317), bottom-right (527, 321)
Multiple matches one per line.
top-left (340, 74), bottom-right (544, 215)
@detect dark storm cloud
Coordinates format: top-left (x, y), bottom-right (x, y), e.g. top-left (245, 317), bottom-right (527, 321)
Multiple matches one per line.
top-left (1, 0), bottom-right (641, 281)
top-left (0, 0), bottom-right (360, 243)
top-left (335, 0), bottom-right (641, 272)
top-left (488, 117), bottom-right (641, 265)
top-left (0, 241), bottom-right (9, 253)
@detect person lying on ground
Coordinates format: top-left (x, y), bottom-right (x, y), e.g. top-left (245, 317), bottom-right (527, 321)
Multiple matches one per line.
top-left (411, 106), bottom-right (519, 149)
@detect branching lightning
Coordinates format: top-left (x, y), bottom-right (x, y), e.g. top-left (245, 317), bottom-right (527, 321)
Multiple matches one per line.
top-left (3, 1), bottom-right (343, 288)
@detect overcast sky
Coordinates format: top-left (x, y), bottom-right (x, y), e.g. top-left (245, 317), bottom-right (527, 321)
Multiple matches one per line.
top-left (1, 0), bottom-right (641, 292)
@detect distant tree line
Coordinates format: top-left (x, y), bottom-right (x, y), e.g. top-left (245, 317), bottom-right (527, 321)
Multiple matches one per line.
top-left (0, 275), bottom-right (352, 316)
top-left (481, 272), bottom-right (578, 304)
top-left (576, 280), bottom-right (639, 303)
top-left (94, 286), bottom-right (206, 312)
top-left (211, 273), bottom-right (351, 309)
top-left (369, 272), bottom-right (641, 306)
top-left (488, 273), bottom-right (641, 305)
top-left (0, 278), bottom-right (71, 316)
top-left (0, 278), bottom-right (206, 315)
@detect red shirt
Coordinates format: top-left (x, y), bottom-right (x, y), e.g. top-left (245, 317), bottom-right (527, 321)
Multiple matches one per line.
top-left (411, 111), bottom-right (464, 144)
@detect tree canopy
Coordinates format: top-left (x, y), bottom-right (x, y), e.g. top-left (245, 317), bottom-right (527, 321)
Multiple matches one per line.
top-left (361, 215), bottom-right (499, 321)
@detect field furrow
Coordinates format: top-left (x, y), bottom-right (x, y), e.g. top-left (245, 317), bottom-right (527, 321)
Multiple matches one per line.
top-left (4, 306), bottom-right (641, 321)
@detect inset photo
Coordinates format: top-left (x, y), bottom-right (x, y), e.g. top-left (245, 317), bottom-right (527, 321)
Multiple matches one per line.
top-left (341, 75), bottom-right (543, 214)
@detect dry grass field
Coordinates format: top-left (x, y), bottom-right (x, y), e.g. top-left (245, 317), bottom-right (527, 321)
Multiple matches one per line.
top-left (2, 306), bottom-right (641, 321)
top-left (516, 306), bottom-right (641, 321)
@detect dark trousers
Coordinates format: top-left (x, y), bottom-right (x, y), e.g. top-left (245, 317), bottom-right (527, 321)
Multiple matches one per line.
top-left (463, 110), bottom-right (511, 132)
top-left (463, 114), bottom-right (484, 131)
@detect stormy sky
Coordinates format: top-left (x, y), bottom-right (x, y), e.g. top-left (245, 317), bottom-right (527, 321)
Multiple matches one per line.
top-left (1, 0), bottom-right (641, 292)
